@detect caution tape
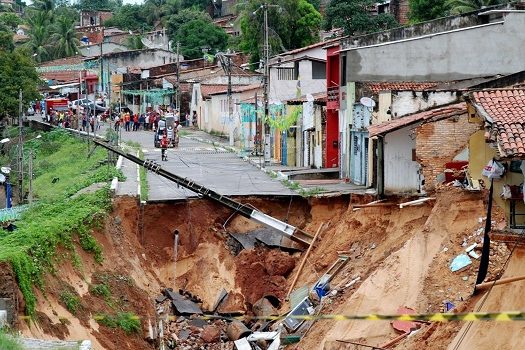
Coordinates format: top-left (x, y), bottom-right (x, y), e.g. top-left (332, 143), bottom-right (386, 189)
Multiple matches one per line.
top-left (17, 311), bottom-right (525, 322)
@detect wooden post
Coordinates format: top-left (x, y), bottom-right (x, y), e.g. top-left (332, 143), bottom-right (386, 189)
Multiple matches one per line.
top-left (286, 222), bottom-right (324, 299)
top-left (475, 274), bottom-right (525, 291)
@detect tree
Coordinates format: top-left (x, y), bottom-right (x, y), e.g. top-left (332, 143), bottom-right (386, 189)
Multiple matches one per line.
top-left (0, 13), bottom-right (21, 30)
top-left (0, 31), bottom-right (14, 51)
top-left (104, 4), bottom-right (150, 31)
top-left (408, 0), bottom-right (449, 22)
top-left (180, 0), bottom-right (209, 11)
top-left (237, 0), bottom-right (321, 64)
top-left (324, 0), bottom-right (398, 36)
top-left (0, 48), bottom-right (41, 120)
top-left (76, 0), bottom-right (121, 11)
top-left (169, 15), bottom-right (228, 59)
top-left (447, 0), bottom-right (508, 14)
top-left (51, 16), bottom-right (80, 58)
top-left (125, 35), bottom-right (144, 50)
top-left (166, 7), bottom-right (210, 38)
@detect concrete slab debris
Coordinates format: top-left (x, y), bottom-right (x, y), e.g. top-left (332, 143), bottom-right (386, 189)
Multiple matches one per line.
top-left (234, 337), bottom-right (251, 350)
top-left (230, 232), bottom-right (257, 250)
top-left (164, 289), bottom-right (202, 315)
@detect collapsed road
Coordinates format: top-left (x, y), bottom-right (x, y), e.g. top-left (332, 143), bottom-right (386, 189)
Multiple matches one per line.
top-left (93, 138), bottom-right (313, 246)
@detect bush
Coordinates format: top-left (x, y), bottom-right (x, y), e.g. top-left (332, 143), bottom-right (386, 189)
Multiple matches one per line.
top-left (60, 290), bottom-right (81, 315)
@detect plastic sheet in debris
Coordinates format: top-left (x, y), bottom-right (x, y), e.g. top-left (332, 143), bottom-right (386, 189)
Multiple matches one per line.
top-left (450, 254), bottom-right (472, 272)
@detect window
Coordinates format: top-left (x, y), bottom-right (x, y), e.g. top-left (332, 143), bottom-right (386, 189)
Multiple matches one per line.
top-left (312, 61), bottom-right (326, 80)
top-left (277, 67), bottom-right (295, 80)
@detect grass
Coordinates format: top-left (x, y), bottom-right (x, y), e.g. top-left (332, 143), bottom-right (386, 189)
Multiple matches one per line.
top-left (96, 312), bottom-right (141, 334)
top-left (0, 129), bottom-right (120, 316)
top-left (90, 283), bottom-right (111, 300)
top-left (0, 330), bottom-right (22, 350)
top-left (59, 290), bottom-right (81, 315)
top-left (138, 149), bottom-right (148, 201)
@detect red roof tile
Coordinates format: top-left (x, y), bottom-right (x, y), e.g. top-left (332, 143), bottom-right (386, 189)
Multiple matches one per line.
top-left (200, 84), bottom-right (229, 99)
top-left (471, 89), bottom-right (525, 158)
top-left (364, 82), bottom-right (440, 94)
top-left (368, 103), bottom-right (466, 137)
top-left (286, 92), bottom-right (327, 104)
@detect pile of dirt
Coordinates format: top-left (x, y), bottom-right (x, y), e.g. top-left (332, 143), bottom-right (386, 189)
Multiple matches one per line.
top-left (236, 248), bottom-right (296, 307)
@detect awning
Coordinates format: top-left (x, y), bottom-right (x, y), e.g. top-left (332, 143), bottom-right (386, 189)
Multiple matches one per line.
top-left (49, 82), bottom-right (80, 90)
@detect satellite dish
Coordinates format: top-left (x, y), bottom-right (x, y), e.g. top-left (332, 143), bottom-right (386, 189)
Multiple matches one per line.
top-left (360, 97), bottom-right (376, 108)
top-left (0, 174), bottom-right (5, 183)
top-left (1, 167), bottom-right (11, 174)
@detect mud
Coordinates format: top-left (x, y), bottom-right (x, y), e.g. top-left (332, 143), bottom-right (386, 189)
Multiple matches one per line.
top-left (10, 189), bottom-right (516, 350)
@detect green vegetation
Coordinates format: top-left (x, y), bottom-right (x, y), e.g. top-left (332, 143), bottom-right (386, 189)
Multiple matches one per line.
top-left (408, 0), bottom-right (449, 22)
top-left (237, 0), bottom-right (322, 65)
top-left (0, 130), bottom-right (120, 316)
top-left (138, 149), bottom-right (149, 201)
top-left (96, 312), bottom-right (141, 334)
top-left (59, 290), bottom-right (81, 314)
top-left (408, 0), bottom-right (511, 22)
top-left (299, 186), bottom-right (325, 197)
top-left (167, 8), bottom-right (228, 59)
top-left (90, 283), bottom-right (111, 299)
top-left (324, 0), bottom-right (398, 36)
top-left (0, 330), bottom-right (22, 350)
top-left (0, 47), bottom-right (40, 121)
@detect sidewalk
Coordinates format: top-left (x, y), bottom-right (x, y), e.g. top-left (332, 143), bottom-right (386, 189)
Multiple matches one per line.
top-left (182, 129), bottom-right (370, 196)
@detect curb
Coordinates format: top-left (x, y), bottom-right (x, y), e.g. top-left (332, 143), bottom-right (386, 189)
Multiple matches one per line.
top-left (110, 155), bottom-right (123, 194)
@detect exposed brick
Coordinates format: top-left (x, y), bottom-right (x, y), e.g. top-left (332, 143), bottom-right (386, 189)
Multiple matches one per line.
top-left (416, 113), bottom-right (479, 192)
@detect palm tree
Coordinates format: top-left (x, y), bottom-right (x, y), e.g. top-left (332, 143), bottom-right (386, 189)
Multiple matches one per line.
top-left (25, 23), bottom-right (51, 62)
top-left (447, 0), bottom-right (509, 14)
top-left (51, 16), bottom-right (80, 59)
top-left (31, 0), bottom-right (55, 19)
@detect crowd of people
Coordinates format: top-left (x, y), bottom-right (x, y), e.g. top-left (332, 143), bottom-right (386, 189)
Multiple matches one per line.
top-left (45, 109), bottom-right (102, 134)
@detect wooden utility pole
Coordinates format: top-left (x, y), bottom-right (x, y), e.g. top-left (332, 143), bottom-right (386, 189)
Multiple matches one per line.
top-left (286, 222), bottom-right (324, 298)
top-left (176, 42), bottom-right (181, 112)
top-left (28, 150), bottom-right (33, 204)
top-left (263, 3), bottom-right (270, 165)
top-left (17, 89), bottom-right (23, 204)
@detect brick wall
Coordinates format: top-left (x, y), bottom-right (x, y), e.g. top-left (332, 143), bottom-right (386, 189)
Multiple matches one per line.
top-left (398, 0), bottom-right (409, 25)
top-left (415, 113), bottom-right (480, 192)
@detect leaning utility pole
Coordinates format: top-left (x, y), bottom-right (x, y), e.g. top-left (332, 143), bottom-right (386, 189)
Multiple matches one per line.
top-left (262, 3), bottom-right (271, 164)
top-left (176, 41), bottom-right (181, 112)
top-left (17, 89), bottom-right (23, 204)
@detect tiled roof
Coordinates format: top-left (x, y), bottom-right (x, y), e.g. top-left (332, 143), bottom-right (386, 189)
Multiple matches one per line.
top-left (368, 103), bottom-right (466, 137)
top-left (200, 84), bottom-right (229, 98)
top-left (39, 56), bottom-right (85, 67)
top-left (41, 71), bottom-right (79, 83)
top-left (208, 84), bottom-right (262, 96)
top-left (471, 89), bottom-right (525, 157)
top-left (286, 92), bottom-right (327, 104)
top-left (364, 82), bottom-right (440, 94)
top-left (277, 37), bottom-right (340, 57)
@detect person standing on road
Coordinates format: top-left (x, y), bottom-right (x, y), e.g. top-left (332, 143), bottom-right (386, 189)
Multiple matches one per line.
top-left (133, 114), bottom-right (139, 131)
top-left (161, 132), bottom-right (168, 161)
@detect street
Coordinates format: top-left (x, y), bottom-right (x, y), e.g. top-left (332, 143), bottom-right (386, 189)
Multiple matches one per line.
top-left (115, 126), bottom-right (296, 201)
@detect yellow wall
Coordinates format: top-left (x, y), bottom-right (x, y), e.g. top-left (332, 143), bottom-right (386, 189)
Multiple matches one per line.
top-left (469, 130), bottom-right (525, 226)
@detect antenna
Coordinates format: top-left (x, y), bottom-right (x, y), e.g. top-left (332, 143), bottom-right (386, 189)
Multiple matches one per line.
top-left (360, 97), bottom-right (376, 108)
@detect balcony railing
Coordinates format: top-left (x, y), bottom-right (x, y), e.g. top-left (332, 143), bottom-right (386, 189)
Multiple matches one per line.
top-left (327, 85), bottom-right (340, 110)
